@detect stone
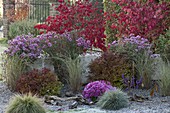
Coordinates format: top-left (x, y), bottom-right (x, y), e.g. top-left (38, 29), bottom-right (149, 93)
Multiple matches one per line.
top-left (69, 101), bottom-right (78, 109)
top-left (79, 52), bottom-right (101, 84)
top-left (65, 91), bottom-right (74, 97)
top-left (27, 58), bottom-right (54, 72)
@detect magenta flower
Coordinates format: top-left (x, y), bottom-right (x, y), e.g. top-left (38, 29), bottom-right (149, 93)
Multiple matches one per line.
top-left (83, 80), bottom-right (116, 101)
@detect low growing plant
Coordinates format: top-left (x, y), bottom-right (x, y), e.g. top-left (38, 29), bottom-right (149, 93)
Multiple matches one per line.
top-left (5, 93), bottom-right (46, 113)
top-left (97, 89), bottom-right (129, 110)
top-left (15, 68), bottom-right (62, 96)
top-left (83, 80), bottom-right (116, 101)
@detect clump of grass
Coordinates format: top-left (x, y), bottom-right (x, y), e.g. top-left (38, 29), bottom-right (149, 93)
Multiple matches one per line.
top-left (155, 58), bottom-right (170, 96)
top-left (97, 89), bottom-right (129, 110)
top-left (8, 19), bottom-right (37, 40)
top-left (5, 93), bottom-right (46, 113)
top-left (2, 54), bottom-right (27, 91)
top-left (134, 50), bottom-right (154, 89)
top-left (56, 56), bottom-right (82, 93)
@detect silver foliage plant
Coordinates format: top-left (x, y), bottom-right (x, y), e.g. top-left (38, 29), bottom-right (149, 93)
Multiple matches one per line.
top-left (97, 89), bottom-right (129, 110)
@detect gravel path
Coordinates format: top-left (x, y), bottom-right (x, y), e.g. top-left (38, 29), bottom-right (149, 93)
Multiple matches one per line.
top-left (0, 81), bottom-right (170, 113)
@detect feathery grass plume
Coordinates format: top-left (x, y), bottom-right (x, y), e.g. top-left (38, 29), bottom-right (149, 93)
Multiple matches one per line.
top-left (5, 93), bottom-right (46, 113)
top-left (97, 89), bottom-right (129, 110)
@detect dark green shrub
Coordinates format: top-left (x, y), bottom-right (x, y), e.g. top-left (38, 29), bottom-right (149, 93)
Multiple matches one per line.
top-left (97, 89), bottom-right (129, 110)
top-left (88, 51), bottom-right (133, 88)
top-left (15, 68), bottom-right (62, 96)
top-left (5, 93), bottom-right (46, 113)
top-left (8, 19), bottom-right (37, 40)
top-left (154, 29), bottom-right (170, 53)
top-left (154, 29), bottom-right (170, 61)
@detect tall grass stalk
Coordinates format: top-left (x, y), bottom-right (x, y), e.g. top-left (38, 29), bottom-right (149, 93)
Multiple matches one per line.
top-left (8, 19), bottom-right (37, 40)
top-left (134, 50), bottom-right (154, 89)
top-left (2, 54), bottom-right (27, 91)
top-left (53, 55), bottom-right (82, 93)
top-left (156, 58), bottom-right (170, 96)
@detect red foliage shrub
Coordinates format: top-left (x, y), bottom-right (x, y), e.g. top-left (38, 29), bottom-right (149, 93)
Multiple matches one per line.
top-left (15, 68), bottom-right (62, 96)
top-left (107, 0), bottom-right (170, 41)
top-left (88, 51), bottom-right (133, 88)
top-left (34, 0), bottom-right (106, 51)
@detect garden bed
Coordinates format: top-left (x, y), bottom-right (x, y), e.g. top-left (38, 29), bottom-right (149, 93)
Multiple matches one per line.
top-left (1, 81), bottom-right (170, 113)
top-left (1, 0), bottom-right (170, 113)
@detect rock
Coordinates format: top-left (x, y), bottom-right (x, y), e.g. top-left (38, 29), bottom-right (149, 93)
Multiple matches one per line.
top-left (79, 52), bottom-right (101, 84)
top-left (27, 58), bottom-right (55, 72)
top-left (69, 101), bottom-right (79, 109)
top-left (65, 91), bottom-right (74, 97)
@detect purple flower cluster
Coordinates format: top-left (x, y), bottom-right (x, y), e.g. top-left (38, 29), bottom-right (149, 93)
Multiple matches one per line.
top-left (76, 37), bottom-right (91, 49)
top-left (4, 31), bottom-right (86, 59)
top-left (83, 80), bottom-right (116, 100)
top-left (111, 34), bottom-right (151, 51)
top-left (60, 31), bottom-right (72, 41)
top-left (5, 32), bottom-right (58, 59)
top-left (122, 74), bottom-right (143, 89)
top-left (5, 34), bottom-right (42, 59)
top-left (150, 54), bottom-right (160, 59)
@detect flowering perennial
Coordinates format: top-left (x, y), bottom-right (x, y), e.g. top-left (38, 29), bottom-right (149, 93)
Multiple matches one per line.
top-left (111, 34), bottom-right (151, 51)
top-left (83, 80), bottom-right (116, 101)
top-left (5, 32), bottom-right (89, 59)
top-left (122, 74), bottom-right (143, 89)
top-left (76, 37), bottom-right (91, 49)
top-left (5, 32), bottom-right (57, 59)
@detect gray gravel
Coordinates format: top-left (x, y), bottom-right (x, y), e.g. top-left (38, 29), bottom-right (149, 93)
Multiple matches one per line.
top-left (0, 81), bottom-right (170, 113)
top-left (46, 89), bottom-right (170, 113)
top-left (0, 82), bottom-right (13, 113)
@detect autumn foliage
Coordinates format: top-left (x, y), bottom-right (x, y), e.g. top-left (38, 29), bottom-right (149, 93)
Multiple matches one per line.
top-left (105, 0), bottom-right (170, 41)
top-left (34, 0), bottom-right (106, 51)
top-left (5, 1), bottom-right (29, 22)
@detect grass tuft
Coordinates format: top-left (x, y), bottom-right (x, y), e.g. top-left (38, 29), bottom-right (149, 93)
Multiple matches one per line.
top-left (97, 89), bottom-right (129, 110)
top-left (5, 93), bottom-right (46, 113)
